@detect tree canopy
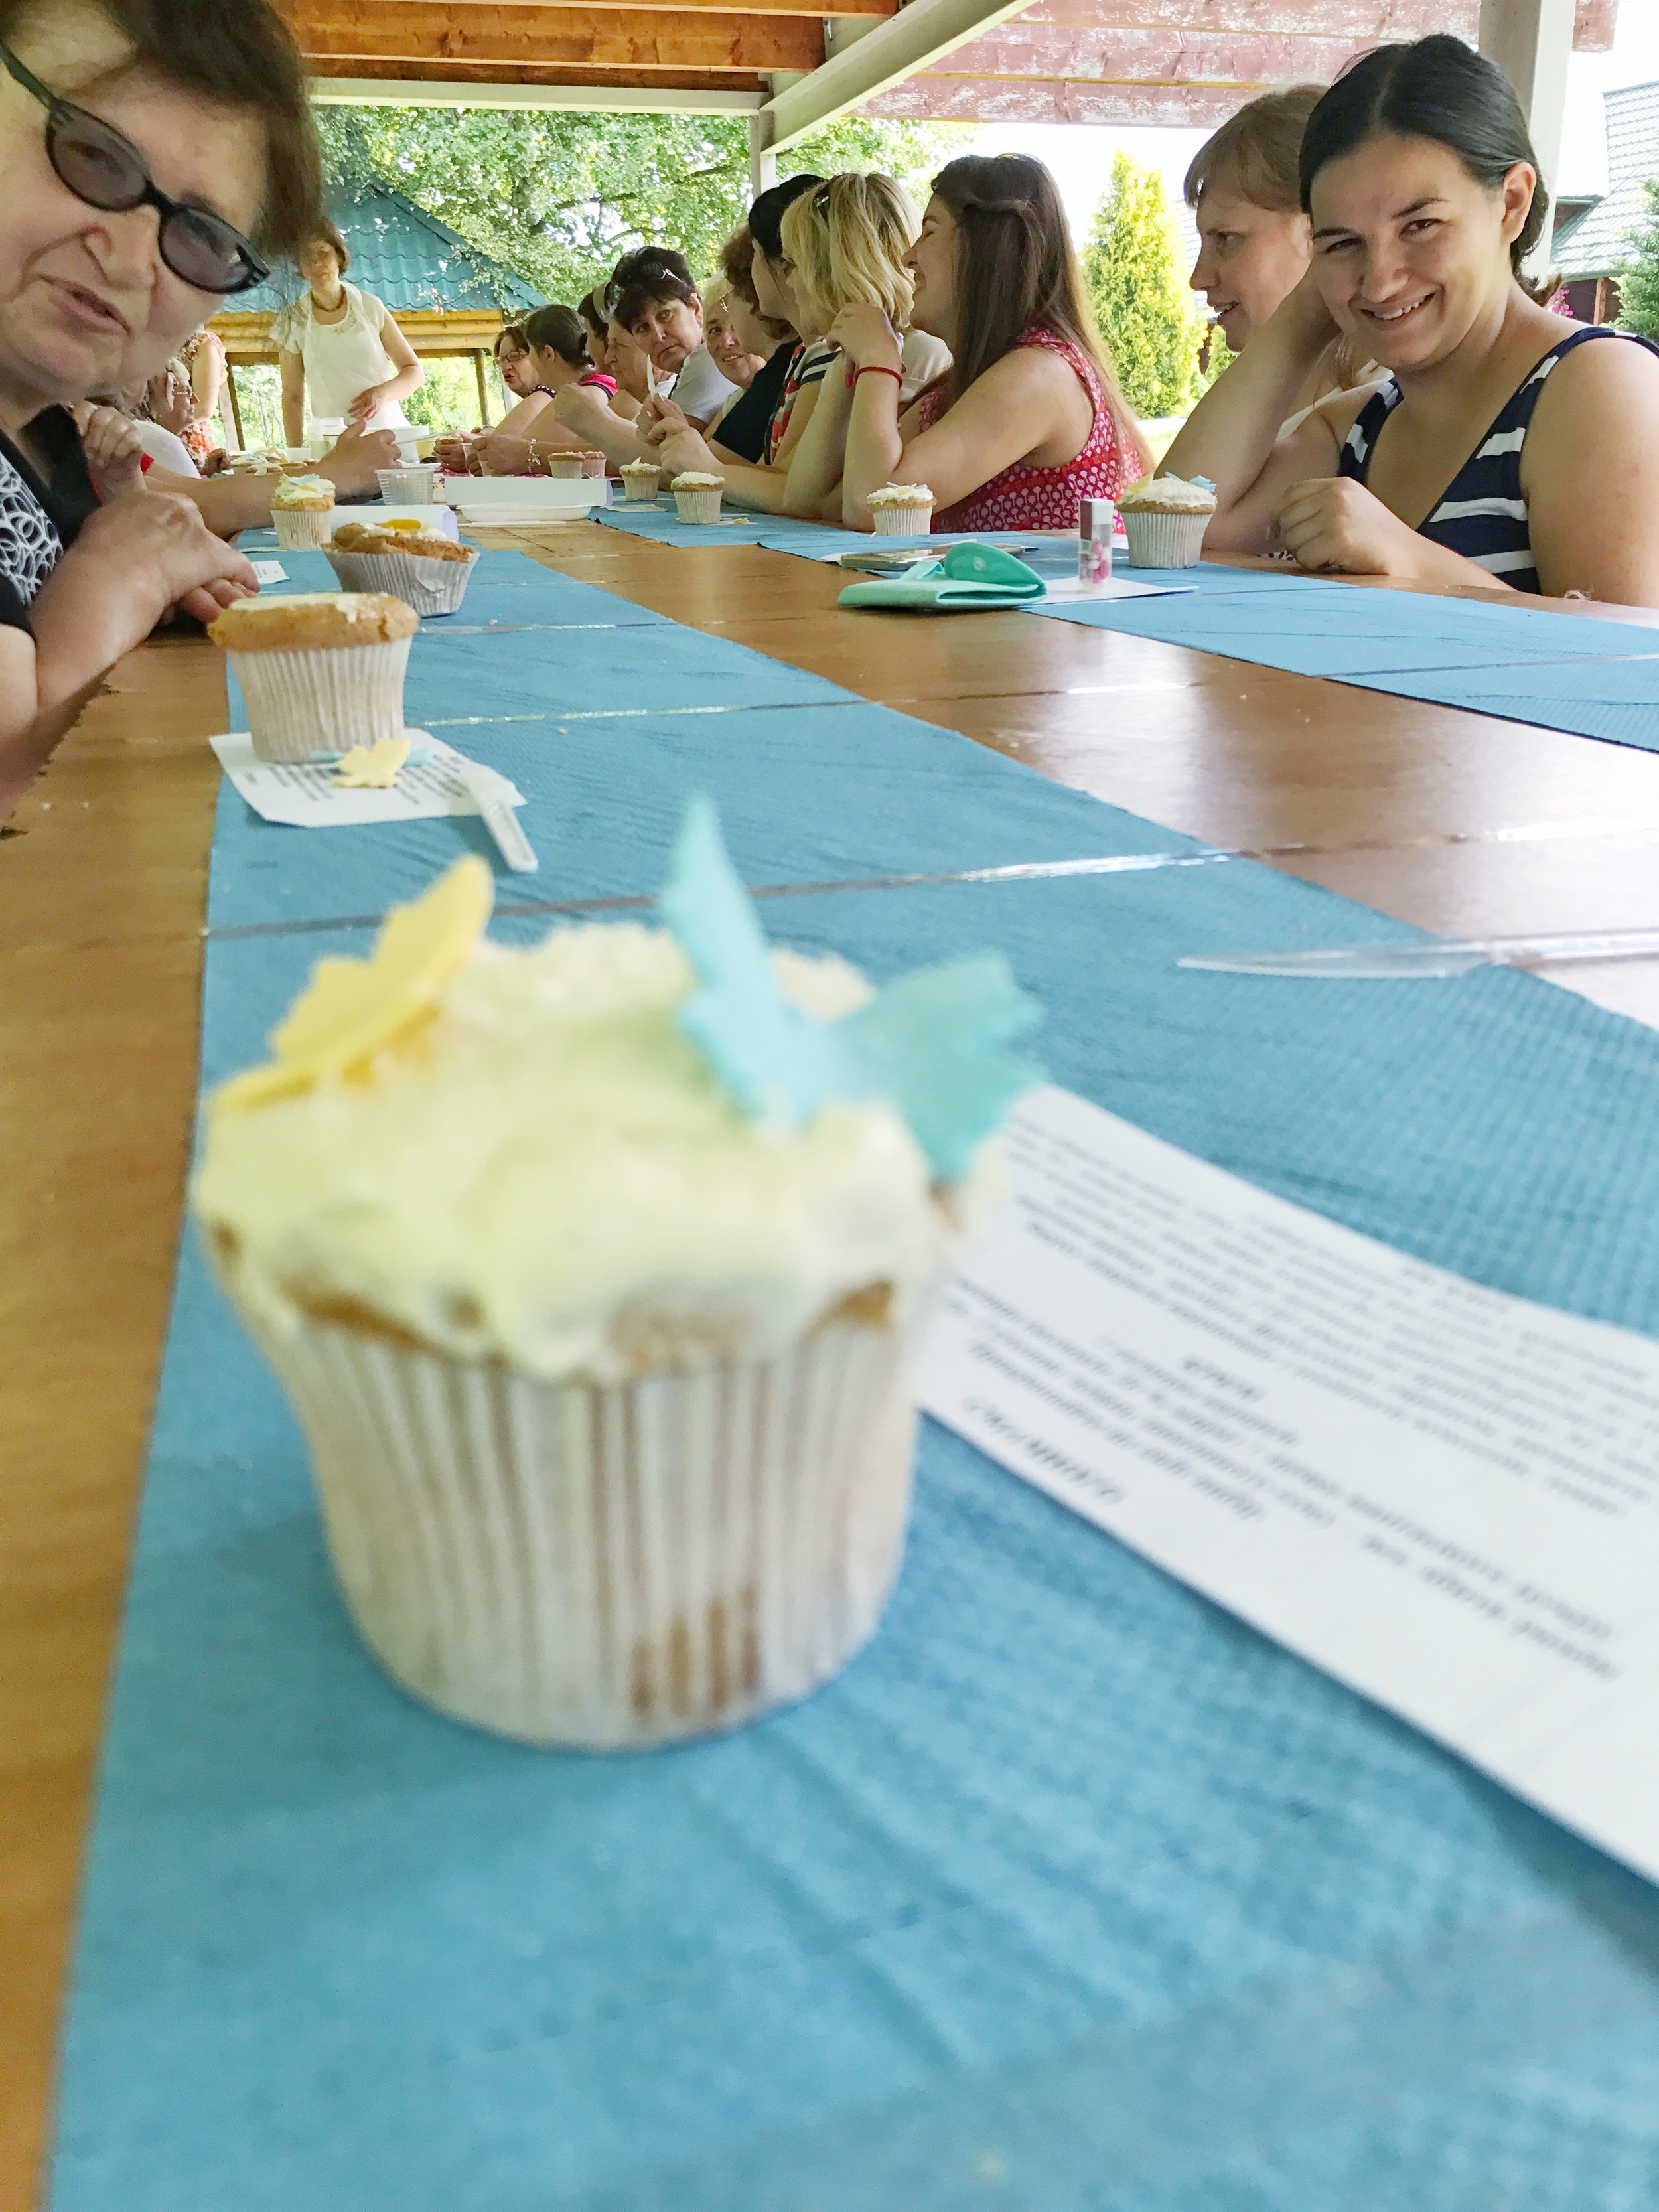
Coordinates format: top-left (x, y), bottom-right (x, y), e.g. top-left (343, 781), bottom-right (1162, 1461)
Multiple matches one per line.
top-left (1619, 176), bottom-right (1659, 340)
top-left (1082, 152), bottom-right (1201, 420)
top-left (315, 106), bottom-right (972, 305)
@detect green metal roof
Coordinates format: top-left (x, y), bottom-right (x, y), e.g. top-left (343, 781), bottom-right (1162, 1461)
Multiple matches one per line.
top-left (238, 185), bottom-right (544, 316)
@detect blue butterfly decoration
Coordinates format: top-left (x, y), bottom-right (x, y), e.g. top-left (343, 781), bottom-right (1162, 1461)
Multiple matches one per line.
top-left (657, 796), bottom-right (1042, 1181)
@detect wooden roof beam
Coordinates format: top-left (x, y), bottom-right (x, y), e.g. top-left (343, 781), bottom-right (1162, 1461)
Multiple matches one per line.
top-left (374, 0), bottom-right (895, 13)
top-left (758, 0), bottom-right (1041, 151)
top-left (283, 1), bottom-right (821, 72)
top-left (309, 68), bottom-right (765, 106)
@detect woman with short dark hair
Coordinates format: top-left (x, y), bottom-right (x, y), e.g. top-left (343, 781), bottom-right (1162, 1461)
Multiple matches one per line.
top-left (275, 216), bottom-right (423, 443)
top-left (1172, 35), bottom-right (1659, 600)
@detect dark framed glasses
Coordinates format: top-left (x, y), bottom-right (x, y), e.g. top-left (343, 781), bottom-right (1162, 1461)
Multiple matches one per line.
top-left (1, 40), bottom-right (269, 296)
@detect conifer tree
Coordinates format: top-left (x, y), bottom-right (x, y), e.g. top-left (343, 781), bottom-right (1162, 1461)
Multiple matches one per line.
top-left (1619, 176), bottom-right (1659, 339)
top-left (1082, 153), bottom-right (1202, 419)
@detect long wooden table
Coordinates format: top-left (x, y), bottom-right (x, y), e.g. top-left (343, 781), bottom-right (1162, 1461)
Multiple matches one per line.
top-left (5, 525), bottom-right (1659, 2205)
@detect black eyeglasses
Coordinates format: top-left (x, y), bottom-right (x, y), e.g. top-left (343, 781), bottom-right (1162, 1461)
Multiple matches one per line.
top-left (1, 41), bottom-right (268, 296)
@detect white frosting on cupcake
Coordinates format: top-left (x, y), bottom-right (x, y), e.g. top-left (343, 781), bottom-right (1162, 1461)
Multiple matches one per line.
top-left (670, 472), bottom-right (725, 490)
top-left (196, 922), bottom-right (989, 1382)
top-left (1115, 473), bottom-right (1216, 513)
top-left (866, 484), bottom-right (934, 507)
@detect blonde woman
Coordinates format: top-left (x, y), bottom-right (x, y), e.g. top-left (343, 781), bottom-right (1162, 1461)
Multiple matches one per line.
top-left (650, 172), bottom-right (946, 514)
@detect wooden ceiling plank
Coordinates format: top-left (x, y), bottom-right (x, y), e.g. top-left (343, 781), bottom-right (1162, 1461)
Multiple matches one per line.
top-left (309, 57), bottom-right (766, 89)
top-left (283, 0), bottom-right (822, 72)
top-left (386, 0), bottom-right (893, 15)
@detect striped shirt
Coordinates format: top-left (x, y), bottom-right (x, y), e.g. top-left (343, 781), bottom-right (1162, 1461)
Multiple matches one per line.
top-left (1337, 325), bottom-right (1659, 591)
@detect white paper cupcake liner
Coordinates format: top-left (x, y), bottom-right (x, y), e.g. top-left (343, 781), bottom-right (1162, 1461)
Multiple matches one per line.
top-left (244, 1305), bottom-right (926, 1747)
top-left (621, 471), bottom-right (662, 503)
top-left (1120, 508), bottom-right (1210, 569)
top-left (227, 634), bottom-right (412, 762)
top-left (869, 504), bottom-right (934, 536)
top-left (325, 546), bottom-right (477, 617)
top-left (543, 455), bottom-right (587, 479)
top-left (271, 506), bottom-right (336, 550)
top-left (673, 489), bottom-right (723, 525)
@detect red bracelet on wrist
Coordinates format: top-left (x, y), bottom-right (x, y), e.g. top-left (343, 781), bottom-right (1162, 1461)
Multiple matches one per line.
top-left (852, 363), bottom-right (904, 389)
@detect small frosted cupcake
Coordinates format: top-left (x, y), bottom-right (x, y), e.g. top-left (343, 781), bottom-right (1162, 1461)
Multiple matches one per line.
top-left (327, 523), bottom-right (478, 617)
top-left (208, 591), bottom-right (417, 763)
top-left (866, 483), bottom-right (935, 537)
top-left (620, 458), bottom-right (662, 503)
top-left (194, 802), bottom-right (1038, 1749)
top-left (269, 473), bottom-right (336, 548)
top-left (542, 449), bottom-right (605, 480)
top-left (1114, 473), bottom-right (1216, 568)
top-left (670, 471), bottom-right (725, 524)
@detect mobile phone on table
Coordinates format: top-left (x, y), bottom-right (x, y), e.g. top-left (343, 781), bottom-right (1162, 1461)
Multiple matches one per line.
top-left (837, 546), bottom-right (941, 573)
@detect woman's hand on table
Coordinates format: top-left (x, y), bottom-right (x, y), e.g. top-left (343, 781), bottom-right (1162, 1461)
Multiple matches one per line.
top-left (470, 430), bottom-right (537, 476)
top-left (640, 394), bottom-right (690, 444)
top-left (1275, 477), bottom-right (1435, 579)
top-left (431, 433), bottom-right (473, 474)
top-left (33, 491), bottom-right (259, 653)
top-left (77, 404), bottom-right (146, 494)
top-left (828, 305), bottom-right (900, 376)
top-left (319, 423), bottom-right (400, 494)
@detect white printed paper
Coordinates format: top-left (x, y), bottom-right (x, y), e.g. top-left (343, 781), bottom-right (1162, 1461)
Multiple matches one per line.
top-left (1036, 575), bottom-right (1198, 602)
top-left (250, 559), bottom-right (287, 583)
top-left (210, 730), bottom-right (525, 829)
top-left (922, 1086), bottom-right (1659, 1883)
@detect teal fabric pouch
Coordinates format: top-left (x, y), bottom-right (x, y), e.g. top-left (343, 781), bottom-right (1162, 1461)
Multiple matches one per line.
top-left (837, 541), bottom-right (1048, 612)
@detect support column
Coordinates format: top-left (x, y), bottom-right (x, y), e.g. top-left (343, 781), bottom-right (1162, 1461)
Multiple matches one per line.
top-left (1479, 0), bottom-right (1577, 265)
top-left (749, 111), bottom-right (776, 199)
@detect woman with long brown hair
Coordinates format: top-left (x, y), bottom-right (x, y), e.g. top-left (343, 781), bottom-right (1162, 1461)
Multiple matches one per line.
top-left (820, 153), bottom-right (1151, 531)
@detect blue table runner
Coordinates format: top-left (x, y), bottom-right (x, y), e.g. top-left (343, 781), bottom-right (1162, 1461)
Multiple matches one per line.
top-left (48, 534), bottom-right (1659, 2209)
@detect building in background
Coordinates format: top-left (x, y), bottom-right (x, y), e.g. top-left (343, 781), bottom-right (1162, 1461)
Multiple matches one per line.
top-left (1553, 80), bottom-right (1659, 323)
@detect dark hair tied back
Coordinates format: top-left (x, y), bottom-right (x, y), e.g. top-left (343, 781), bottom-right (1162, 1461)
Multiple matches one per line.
top-left (1299, 34), bottom-right (1548, 278)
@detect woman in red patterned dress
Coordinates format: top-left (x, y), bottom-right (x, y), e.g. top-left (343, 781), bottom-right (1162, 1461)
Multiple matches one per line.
top-left (810, 154), bottom-right (1151, 534)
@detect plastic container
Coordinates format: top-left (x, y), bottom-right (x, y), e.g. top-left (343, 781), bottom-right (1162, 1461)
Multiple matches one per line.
top-left (377, 465), bottom-right (441, 505)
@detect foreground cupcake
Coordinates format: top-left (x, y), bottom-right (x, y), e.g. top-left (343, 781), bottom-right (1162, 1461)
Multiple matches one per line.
top-left (327, 522), bottom-right (479, 617)
top-left (195, 802), bottom-right (1039, 1748)
top-left (1114, 473), bottom-right (1216, 568)
top-left (670, 471), bottom-right (725, 524)
top-left (208, 591), bottom-right (417, 762)
top-left (620, 457), bottom-right (662, 503)
top-left (866, 483), bottom-right (935, 537)
top-left (269, 472), bottom-right (336, 549)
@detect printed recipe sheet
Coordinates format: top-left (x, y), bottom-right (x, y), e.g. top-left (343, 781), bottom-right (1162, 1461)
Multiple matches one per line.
top-left (922, 1086), bottom-right (1659, 1882)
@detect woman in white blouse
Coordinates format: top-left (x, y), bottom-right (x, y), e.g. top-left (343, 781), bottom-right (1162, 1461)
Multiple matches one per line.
top-left (275, 222), bottom-right (423, 442)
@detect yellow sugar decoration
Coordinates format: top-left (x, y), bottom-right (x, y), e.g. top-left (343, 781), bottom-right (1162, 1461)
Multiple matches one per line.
top-left (334, 735), bottom-right (411, 789)
top-left (381, 517), bottom-right (423, 534)
top-left (212, 856), bottom-right (494, 1113)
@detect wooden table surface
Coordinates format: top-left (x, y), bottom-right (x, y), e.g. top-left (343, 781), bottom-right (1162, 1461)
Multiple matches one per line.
top-left (5, 524), bottom-right (1659, 2204)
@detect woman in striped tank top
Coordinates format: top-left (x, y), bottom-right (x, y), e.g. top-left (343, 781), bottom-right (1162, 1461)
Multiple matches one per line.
top-left (1165, 37), bottom-right (1659, 605)
top-left (796, 155), bottom-right (1151, 534)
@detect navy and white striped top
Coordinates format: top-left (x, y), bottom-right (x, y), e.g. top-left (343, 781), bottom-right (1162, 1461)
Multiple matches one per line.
top-left (1337, 325), bottom-right (1659, 592)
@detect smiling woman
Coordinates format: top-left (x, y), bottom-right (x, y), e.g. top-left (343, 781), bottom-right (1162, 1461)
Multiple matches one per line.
top-left (0, 0), bottom-right (320, 808)
top-left (1163, 35), bottom-right (1659, 605)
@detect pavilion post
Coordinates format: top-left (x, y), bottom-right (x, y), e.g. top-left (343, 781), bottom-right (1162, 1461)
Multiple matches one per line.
top-left (224, 365), bottom-right (245, 453)
top-left (1479, 0), bottom-right (1577, 267)
top-left (474, 350), bottom-right (492, 426)
top-left (748, 111), bottom-right (776, 198)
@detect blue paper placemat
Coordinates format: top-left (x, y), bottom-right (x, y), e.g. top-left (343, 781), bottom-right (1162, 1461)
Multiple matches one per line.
top-left (205, 698), bottom-right (1214, 932)
top-left (590, 498), bottom-right (770, 548)
top-left (52, 656), bottom-right (1659, 2205)
top-left (1027, 568), bottom-right (1659, 746)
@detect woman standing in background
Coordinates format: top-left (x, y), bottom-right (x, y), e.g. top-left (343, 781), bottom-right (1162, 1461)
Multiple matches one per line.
top-left (179, 325), bottom-right (226, 464)
top-left (275, 220), bottom-right (423, 441)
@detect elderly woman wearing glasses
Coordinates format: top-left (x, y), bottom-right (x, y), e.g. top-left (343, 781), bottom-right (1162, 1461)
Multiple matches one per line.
top-left (0, 0), bottom-right (341, 810)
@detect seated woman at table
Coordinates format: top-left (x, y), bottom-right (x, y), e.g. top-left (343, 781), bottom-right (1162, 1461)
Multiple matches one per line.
top-left (802, 153), bottom-right (1149, 533)
top-left (1171, 37), bottom-right (1659, 601)
top-left (537, 250), bottom-right (733, 473)
top-left (1179, 83), bottom-right (1382, 435)
top-left (0, 0), bottom-right (319, 807)
top-left (650, 173), bottom-right (948, 516)
top-left (469, 304), bottom-right (630, 473)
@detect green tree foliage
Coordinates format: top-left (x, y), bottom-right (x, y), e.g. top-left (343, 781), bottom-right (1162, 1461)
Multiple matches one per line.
top-left (1618, 175), bottom-right (1659, 340)
top-left (313, 106), bottom-right (973, 305)
top-left (1082, 152), bottom-right (1202, 419)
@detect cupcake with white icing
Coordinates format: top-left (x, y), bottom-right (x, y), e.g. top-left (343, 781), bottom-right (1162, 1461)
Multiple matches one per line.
top-left (269, 472), bottom-right (336, 549)
top-left (865, 483), bottom-right (935, 536)
top-left (194, 803), bottom-right (1038, 1748)
top-left (620, 458), bottom-right (663, 503)
top-left (670, 471), bottom-right (725, 524)
top-left (1114, 473), bottom-right (1216, 569)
